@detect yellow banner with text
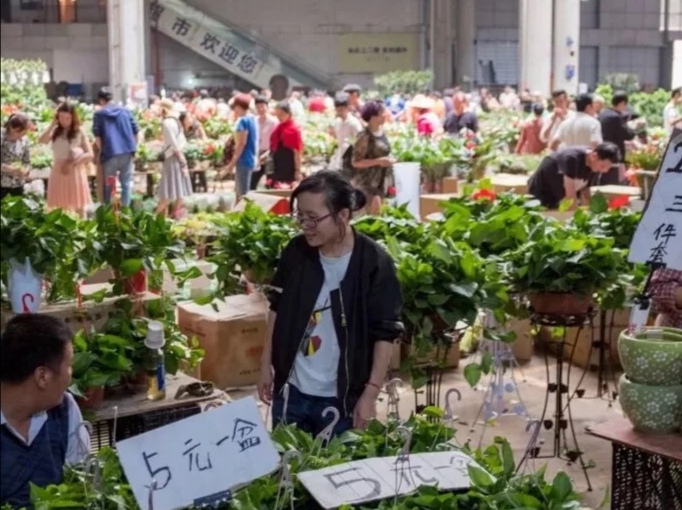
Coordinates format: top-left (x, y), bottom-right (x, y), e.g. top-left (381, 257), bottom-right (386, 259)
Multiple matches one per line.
top-left (337, 33), bottom-right (420, 74)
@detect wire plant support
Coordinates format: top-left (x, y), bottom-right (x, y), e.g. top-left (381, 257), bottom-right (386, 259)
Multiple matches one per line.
top-left (518, 309), bottom-right (597, 491)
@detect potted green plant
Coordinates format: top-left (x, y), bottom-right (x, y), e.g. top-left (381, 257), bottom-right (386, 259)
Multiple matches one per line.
top-left (502, 220), bottom-right (624, 315)
top-left (0, 197), bottom-right (79, 312)
top-left (207, 202), bottom-right (297, 298)
top-left (92, 205), bottom-right (185, 296)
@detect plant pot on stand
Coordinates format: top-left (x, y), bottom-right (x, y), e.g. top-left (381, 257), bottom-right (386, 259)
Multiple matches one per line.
top-left (527, 291), bottom-right (593, 316)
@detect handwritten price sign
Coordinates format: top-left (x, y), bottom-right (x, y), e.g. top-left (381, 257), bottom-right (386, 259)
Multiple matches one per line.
top-left (628, 133), bottom-right (682, 270)
top-left (116, 396), bottom-right (279, 510)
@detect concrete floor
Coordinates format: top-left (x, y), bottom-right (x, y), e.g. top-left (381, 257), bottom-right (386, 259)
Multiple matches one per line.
top-left (232, 349), bottom-right (621, 510)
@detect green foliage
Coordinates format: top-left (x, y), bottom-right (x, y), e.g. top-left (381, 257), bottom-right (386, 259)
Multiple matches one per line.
top-left (374, 70), bottom-right (434, 96)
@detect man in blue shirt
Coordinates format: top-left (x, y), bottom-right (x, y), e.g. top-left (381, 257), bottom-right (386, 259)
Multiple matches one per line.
top-left (1, 315), bottom-right (89, 509)
top-left (93, 87), bottom-right (139, 207)
top-left (223, 93), bottom-right (258, 200)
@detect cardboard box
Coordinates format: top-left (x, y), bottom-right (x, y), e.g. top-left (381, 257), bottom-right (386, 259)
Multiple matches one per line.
top-left (177, 293), bottom-right (268, 389)
top-left (0, 283), bottom-right (159, 334)
top-left (420, 193), bottom-right (461, 219)
top-left (442, 177), bottom-right (459, 194)
top-left (257, 188), bottom-right (294, 199)
top-left (235, 191), bottom-right (290, 215)
top-left (491, 174), bottom-right (529, 195)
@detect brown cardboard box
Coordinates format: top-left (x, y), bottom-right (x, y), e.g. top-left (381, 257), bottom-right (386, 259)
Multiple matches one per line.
top-left (257, 188), bottom-right (294, 199)
top-left (0, 283), bottom-right (159, 334)
top-left (491, 174), bottom-right (529, 195)
top-left (177, 293), bottom-right (268, 389)
top-left (420, 193), bottom-right (461, 219)
top-left (442, 177), bottom-right (459, 194)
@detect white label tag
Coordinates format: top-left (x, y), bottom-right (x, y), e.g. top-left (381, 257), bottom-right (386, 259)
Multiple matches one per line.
top-left (628, 302), bottom-right (651, 335)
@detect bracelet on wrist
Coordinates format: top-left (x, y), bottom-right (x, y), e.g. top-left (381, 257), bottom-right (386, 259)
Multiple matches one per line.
top-left (366, 381), bottom-right (382, 391)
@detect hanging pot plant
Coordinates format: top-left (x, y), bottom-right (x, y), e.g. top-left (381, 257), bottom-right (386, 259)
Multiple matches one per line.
top-left (502, 220), bottom-right (624, 316)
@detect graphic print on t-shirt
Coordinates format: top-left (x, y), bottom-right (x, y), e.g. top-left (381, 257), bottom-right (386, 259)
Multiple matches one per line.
top-left (301, 302), bottom-right (330, 357)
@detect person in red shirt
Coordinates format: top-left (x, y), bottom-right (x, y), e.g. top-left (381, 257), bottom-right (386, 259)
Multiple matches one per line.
top-left (515, 103), bottom-right (547, 155)
top-left (269, 101), bottom-right (304, 187)
top-left (649, 268), bottom-right (682, 329)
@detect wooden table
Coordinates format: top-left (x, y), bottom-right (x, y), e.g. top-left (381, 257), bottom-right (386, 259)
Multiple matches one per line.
top-left (91, 373), bottom-right (229, 449)
top-left (586, 417), bottom-right (682, 510)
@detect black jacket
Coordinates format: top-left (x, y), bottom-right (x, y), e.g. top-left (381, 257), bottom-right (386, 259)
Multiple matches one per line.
top-left (267, 230), bottom-right (404, 415)
top-left (599, 108), bottom-right (635, 163)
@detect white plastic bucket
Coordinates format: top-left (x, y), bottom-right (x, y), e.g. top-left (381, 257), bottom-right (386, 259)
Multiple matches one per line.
top-left (393, 162), bottom-right (421, 219)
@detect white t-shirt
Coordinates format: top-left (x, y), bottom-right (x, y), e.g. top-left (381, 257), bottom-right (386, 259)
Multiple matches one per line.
top-left (330, 115), bottom-right (363, 170)
top-left (664, 102), bottom-right (681, 137)
top-left (553, 112), bottom-right (602, 149)
top-left (290, 251), bottom-right (351, 397)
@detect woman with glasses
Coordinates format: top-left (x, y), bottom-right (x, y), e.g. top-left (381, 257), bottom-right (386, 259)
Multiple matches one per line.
top-left (1, 113), bottom-right (31, 201)
top-left (258, 170), bottom-right (404, 437)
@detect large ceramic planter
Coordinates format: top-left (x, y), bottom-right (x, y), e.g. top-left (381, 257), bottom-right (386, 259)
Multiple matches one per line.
top-left (618, 374), bottom-right (682, 434)
top-left (527, 292), bottom-right (593, 316)
top-left (618, 328), bottom-right (682, 386)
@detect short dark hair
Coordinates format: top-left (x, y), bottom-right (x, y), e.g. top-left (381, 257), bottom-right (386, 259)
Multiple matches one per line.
top-left (275, 101), bottom-right (292, 115)
top-left (342, 83), bottom-right (362, 94)
top-left (4, 112), bottom-right (30, 132)
top-left (254, 95), bottom-right (269, 105)
top-left (360, 100), bottom-right (385, 122)
top-left (551, 90), bottom-right (567, 99)
top-left (672, 87), bottom-right (682, 99)
top-left (231, 93), bottom-right (251, 111)
top-left (0, 314), bottom-right (72, 384)
top-left (334, 93), bottom-right (350, 108)
top-left (612, 91), bottom-right (629, 107)
top-left (290, 170), bottom-right (367, 216)
top-left (532, 102), bottom-right (545, 116)
top-left (593, 142), bottom-right (621, 163)
top-left (97, 87), bottom-right (113, 102)
top-left (574, 93), bottom-right (594, 112)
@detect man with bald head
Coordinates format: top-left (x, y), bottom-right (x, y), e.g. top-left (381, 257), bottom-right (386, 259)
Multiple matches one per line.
top-left (444, 92), bottom-right (479, 135)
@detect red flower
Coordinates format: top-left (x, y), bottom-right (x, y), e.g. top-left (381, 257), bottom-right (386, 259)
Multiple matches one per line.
top-left (386, 185), bottom-right (397, 198)
top-left (204, 145), bottom-right (215, 155)
top-left (465, 130), bottom-right (476, 140)
top-left (465, 141), bottom-right (476, 150)
top-left (471, 188), bottom-right (497, 201)
top-left (265, 178), bottom-right (273, 188)
top-left (608, 195), bottom-right (630, 210)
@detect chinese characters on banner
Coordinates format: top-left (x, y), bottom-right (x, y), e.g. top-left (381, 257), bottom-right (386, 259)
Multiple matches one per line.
top-left (116, 397), bottom-right (279, 510)
top-left (628, 133), bottom-right (682, 271)
top-left (298, 451), bottom-right (476, 509)
top-left (150, 0), bottom-right (266, 84)
top-left (337, 33), bottom-right (419, 74)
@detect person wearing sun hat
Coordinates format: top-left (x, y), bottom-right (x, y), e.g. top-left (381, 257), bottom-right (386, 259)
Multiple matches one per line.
top-left (410, 94), bottom-right (442, 137)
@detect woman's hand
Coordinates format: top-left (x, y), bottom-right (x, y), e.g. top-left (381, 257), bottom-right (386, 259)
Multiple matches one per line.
top-left (377, 156), bottom-right (396, 167)
top-left (353, 385), bottom-right (379, 429)
top-left (257, 365), bottom-right (274, 405)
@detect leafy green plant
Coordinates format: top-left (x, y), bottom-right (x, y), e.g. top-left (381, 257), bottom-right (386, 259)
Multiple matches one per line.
top-left (91, 205), bottom-right (185, 296)
top-left (206, 202), bottom-right (297, 298)
top-left (374, 70), bottom-right (433, 96)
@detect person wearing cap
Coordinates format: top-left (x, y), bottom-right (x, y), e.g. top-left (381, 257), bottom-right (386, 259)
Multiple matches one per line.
top-left (92, 87), bottom-right (139, 207)
top-left (155, 99), bottom-right (193, 218)
top-left (0, 113), bottom-right (31, 200)
top-left (0, 314), bottom-right (90, 509)
top-left (343, 84), bottom-right (364, 115)
top-left (270, 101), bottom-right (304, 186)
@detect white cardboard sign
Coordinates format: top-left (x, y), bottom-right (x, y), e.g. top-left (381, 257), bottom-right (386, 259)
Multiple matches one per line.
top-left (298, 451), bottom-right (475, 509)
top-left (116, 396), bottom-right (280, 510)
top-left (627, 133), bottom-right (682, 270)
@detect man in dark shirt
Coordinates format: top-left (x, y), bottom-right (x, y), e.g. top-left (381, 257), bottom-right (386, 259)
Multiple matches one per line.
top-left (528, 142), bottom-right (621, 209)
top-left (444, 92), bottom-right (478, 135)
top-left (598, 91), bottom-right (637, 185)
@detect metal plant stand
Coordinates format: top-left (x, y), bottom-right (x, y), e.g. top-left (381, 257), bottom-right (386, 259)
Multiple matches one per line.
top-left (518, 311), bottom-right (595, 491)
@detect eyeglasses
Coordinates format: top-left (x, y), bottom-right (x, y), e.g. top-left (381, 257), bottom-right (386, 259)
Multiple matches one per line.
top-left (293, 212), bottom-right (333, 230)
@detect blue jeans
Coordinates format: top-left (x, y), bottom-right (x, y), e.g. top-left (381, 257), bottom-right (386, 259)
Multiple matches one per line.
top-left (235, 164), bottom-right (254, 198)
top-left (272, 384), bottom-right (353, 438)
top-left (102, 153), bottom-right (134, 207)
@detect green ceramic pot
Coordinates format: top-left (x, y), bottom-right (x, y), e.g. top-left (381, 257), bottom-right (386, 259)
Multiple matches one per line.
top-left (618, 328), bottom-right (682, 386)
top-left (618, 374), bottom-right (682, 434)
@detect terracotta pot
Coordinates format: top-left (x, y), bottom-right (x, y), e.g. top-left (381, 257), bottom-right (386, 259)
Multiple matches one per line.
top-left (123, 268), bottom-right (147, 295)
top-left (527, 292), bottom-right (593, 316)
top-left (196, 245), bottom-right (207, 259)
top-left (76, 386), bottom-right (105, 410)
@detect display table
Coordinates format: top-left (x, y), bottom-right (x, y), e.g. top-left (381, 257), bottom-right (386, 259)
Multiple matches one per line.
top-left (491, 173), bottom-right (529, 194)
top-left (590, 184), bottom-right (642, 199)
top-left (90, 373), bottom-right (229, 450)
top-left (586, 417), bottom-right (682, 510)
